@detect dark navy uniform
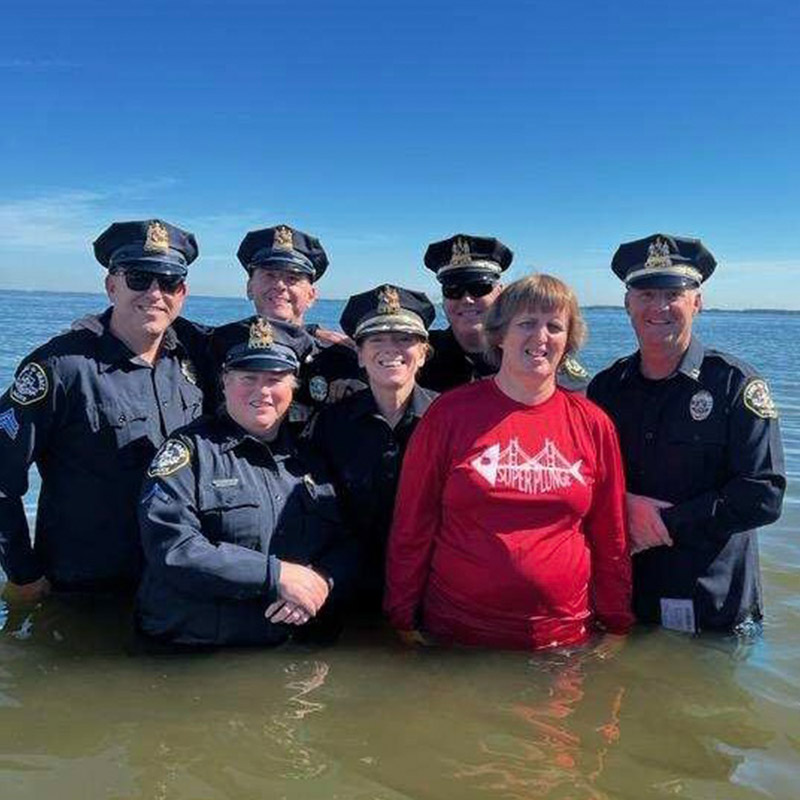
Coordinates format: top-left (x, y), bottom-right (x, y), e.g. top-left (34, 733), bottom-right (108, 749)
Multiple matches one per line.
top-left (421, 234), bottom-right (589, 393)
top-left (589, 233), bottom-right (786, 632)
top-left (589, 338), bottom-right (785, 630)
top-left (308, 284), bottom-right (437, 608)
top-left (0, 219), bottom-right (203, 592)
top-left (311, 384), bottom-right (436, 607)
top-left (0, 310), bottom-right (204, 590)
top-left (137, 317), bottom-right (356, 645)
top-left (137, 414), bottom-right (355, 646)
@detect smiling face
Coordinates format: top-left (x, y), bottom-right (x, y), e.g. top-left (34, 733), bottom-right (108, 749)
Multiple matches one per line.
top-left (443, 282), bottom-right (503, 352)
top-left (496, 306), bottom-right (569, 389)
top-left (105, 270), bottom-right (187, 339)
top-left (625, 287), bottom-right (701, 356)
top-left (247, 267), bottom-right (317, 324)
top-left (357, 332), bottom-right (428, 392)
top-left (223, 369), bottom-right (295, 439)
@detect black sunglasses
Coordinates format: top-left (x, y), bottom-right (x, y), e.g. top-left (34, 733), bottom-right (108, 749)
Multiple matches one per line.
top-left (119, 269), bottom-right (185, 293)
top-left (442, 281), bottom-right (496, 300)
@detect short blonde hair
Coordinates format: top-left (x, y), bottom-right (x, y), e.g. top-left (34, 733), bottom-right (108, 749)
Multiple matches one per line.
top-left (484, 274), bottom-right (587, 368)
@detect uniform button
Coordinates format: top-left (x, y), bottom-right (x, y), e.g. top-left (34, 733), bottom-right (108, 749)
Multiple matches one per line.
top-left (118, 414), bottom-right (127, 423)
top-left (645, 432), bottom-right (654, 441)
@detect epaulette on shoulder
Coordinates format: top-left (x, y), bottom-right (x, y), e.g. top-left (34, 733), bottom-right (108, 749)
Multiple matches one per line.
top-left (701, 347), bottom-right (759, 380)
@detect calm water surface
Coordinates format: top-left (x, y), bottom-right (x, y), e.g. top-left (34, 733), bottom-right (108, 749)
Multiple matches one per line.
top-left (0, 290), bottom-right (798, 800)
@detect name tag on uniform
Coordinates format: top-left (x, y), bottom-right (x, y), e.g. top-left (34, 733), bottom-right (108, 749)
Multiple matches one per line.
top-left (660, 598), bottom-right (696, 634)
top-left (211, 478), bottom-right (239, 488)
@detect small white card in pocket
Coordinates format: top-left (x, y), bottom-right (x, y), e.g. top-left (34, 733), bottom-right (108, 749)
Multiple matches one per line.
top-left (660, 598), bottom-right (696, 634)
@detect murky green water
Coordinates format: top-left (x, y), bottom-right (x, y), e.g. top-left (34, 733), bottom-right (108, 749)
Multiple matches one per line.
top-left (1, 293), bottom-right (798, 799)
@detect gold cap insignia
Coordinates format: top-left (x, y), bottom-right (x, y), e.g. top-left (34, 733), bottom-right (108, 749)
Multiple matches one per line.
top-left (450, 237), bottom-right (472, 267)
top-left (248, 317), bottom-right (274, 349)
top-left (644, 237), bottom-right (673, 270)
top-left (144, 221), bottom-right (170, 254)
top-left (274, 226), bottom-right (294, 251)
top-left (376, 285), bottom-right (401, 315)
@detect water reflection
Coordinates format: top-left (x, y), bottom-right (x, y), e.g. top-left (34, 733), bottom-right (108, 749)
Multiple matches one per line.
top-left (0, 595), bottom-right (797, 799)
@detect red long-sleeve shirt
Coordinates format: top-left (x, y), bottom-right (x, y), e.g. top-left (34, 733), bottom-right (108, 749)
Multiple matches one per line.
top-left (384, 379), bottom-right (633, 650)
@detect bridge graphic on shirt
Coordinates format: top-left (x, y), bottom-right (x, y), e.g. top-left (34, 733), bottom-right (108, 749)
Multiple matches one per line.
top-left (471, 437), bottom-right (586, 493)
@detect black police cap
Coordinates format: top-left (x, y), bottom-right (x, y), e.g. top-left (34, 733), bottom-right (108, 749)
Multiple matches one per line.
top-left (222, 316), bottom-right (314, 374)
top-left (424, 234), bottom-right (513, 285)
top-left (612, 233), bottom-right (716, 289)
top-left (94, 219), bottom-right (198, 277)
top-left (237, 225), bottom-right (329, 282)
top-left (340, 285), bottom-right (436, 341)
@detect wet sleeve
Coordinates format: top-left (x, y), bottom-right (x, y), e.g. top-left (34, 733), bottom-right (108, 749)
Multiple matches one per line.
top-left (0, 358), bottom-right (61, 584)
top-left (660, 376), bottom-right (786, 548)
top-left (138, 442), bottom-right (279, 601)
top-left (383, 407), bottom-right (450, 630)
top-left (583, 412), bottom-right (634, 634)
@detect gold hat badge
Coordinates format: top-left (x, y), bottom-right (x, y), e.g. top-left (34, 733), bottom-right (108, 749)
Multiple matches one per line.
top-left (144, 221), bottom-right (170, 253)
top-left (274, 225), bottom-right (294, 251)
top-left (248, 317), bottom-right (274, 349)
top-left (376, 285), bottom-right (401, 315)
top-left (644, 237), bottom-right (673, 270)
top-left (450, 237), bottom-right (472, 267)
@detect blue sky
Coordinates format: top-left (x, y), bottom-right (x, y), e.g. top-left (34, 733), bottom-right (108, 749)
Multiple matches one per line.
top-left (1, 0), bottom-right (798, 308)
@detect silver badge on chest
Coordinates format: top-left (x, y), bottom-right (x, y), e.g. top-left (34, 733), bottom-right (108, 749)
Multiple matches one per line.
top-left (308, 375), bottom-right (328, 402)
top-left (689, 390), bottom-right (714, 421)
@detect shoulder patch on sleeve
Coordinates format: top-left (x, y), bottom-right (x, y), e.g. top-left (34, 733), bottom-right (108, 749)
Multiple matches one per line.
top-left (743, 378), bottom-right (778, 419)
top-left (10, 362), bottom-right (49, 406)
top-left (147, 439), bottom-right (192, 477)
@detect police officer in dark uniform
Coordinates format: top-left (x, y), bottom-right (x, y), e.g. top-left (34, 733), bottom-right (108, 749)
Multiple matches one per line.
top-left (209, 225), bottom-right (361, 426)
top-left (418, 234), bottom-right (590, 393)
top-left (137, 317), bottom-right (356, 646)
top-left (0, 220), bottom-right (205, 601)
top-left (308, 285), bottom-right (437, 612)
top-left (588, 233), bottom-right (785, 633)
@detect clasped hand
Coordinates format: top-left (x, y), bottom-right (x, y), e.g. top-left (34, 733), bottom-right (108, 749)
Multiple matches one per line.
top-left (264, 561), bottom-right (330, 626)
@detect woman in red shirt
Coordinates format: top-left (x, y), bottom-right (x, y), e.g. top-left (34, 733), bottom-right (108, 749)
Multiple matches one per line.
top-left (384, 274), bottom-right (633, 650)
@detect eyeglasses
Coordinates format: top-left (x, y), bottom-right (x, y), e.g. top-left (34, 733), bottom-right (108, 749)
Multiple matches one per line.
top-left (441, 281), bottom-right (496, 300)
top-left (118, 269), bottom-right (185, 293)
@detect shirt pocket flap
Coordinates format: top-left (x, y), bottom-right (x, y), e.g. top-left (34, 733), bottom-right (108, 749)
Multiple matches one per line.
top-left (198, 484), bottom-right (260, 512)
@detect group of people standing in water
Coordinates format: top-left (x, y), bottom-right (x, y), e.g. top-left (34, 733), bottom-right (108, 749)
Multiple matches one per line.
top-left (0, 221), bottom-right (786, 650)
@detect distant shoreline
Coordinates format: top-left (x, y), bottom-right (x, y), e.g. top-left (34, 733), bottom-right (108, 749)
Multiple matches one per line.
top-left (1, 288), bottom-right (798, 315)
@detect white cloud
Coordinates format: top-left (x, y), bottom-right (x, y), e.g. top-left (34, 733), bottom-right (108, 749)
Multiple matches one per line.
top-left (0, 181), bottom-right (188, 252)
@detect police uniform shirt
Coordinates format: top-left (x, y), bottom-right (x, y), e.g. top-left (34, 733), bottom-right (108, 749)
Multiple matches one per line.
top-left (309, 383), bottom-right (437, 606)
top-left (137, 412), bottom-right (357, 646)
top-left (419, 327), bottom-right (590, 393)
top-left (588, 337), bottom-right (786, 630)
top-left (418, 328), bottom-right (495, 392)
top-left (0, 310), bottom-right (204, 590)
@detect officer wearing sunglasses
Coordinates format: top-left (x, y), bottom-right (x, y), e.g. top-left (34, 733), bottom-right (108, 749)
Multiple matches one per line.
top-left (0, 219), bottom-right (207, 603)
top-left (418, 234), bottom-right (590, 393)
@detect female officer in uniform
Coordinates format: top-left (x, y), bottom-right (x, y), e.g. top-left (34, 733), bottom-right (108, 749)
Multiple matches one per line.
top-left (136, 318), bottom-right (356, 646)
top-left (309, 285), bottom-right (436, 612)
